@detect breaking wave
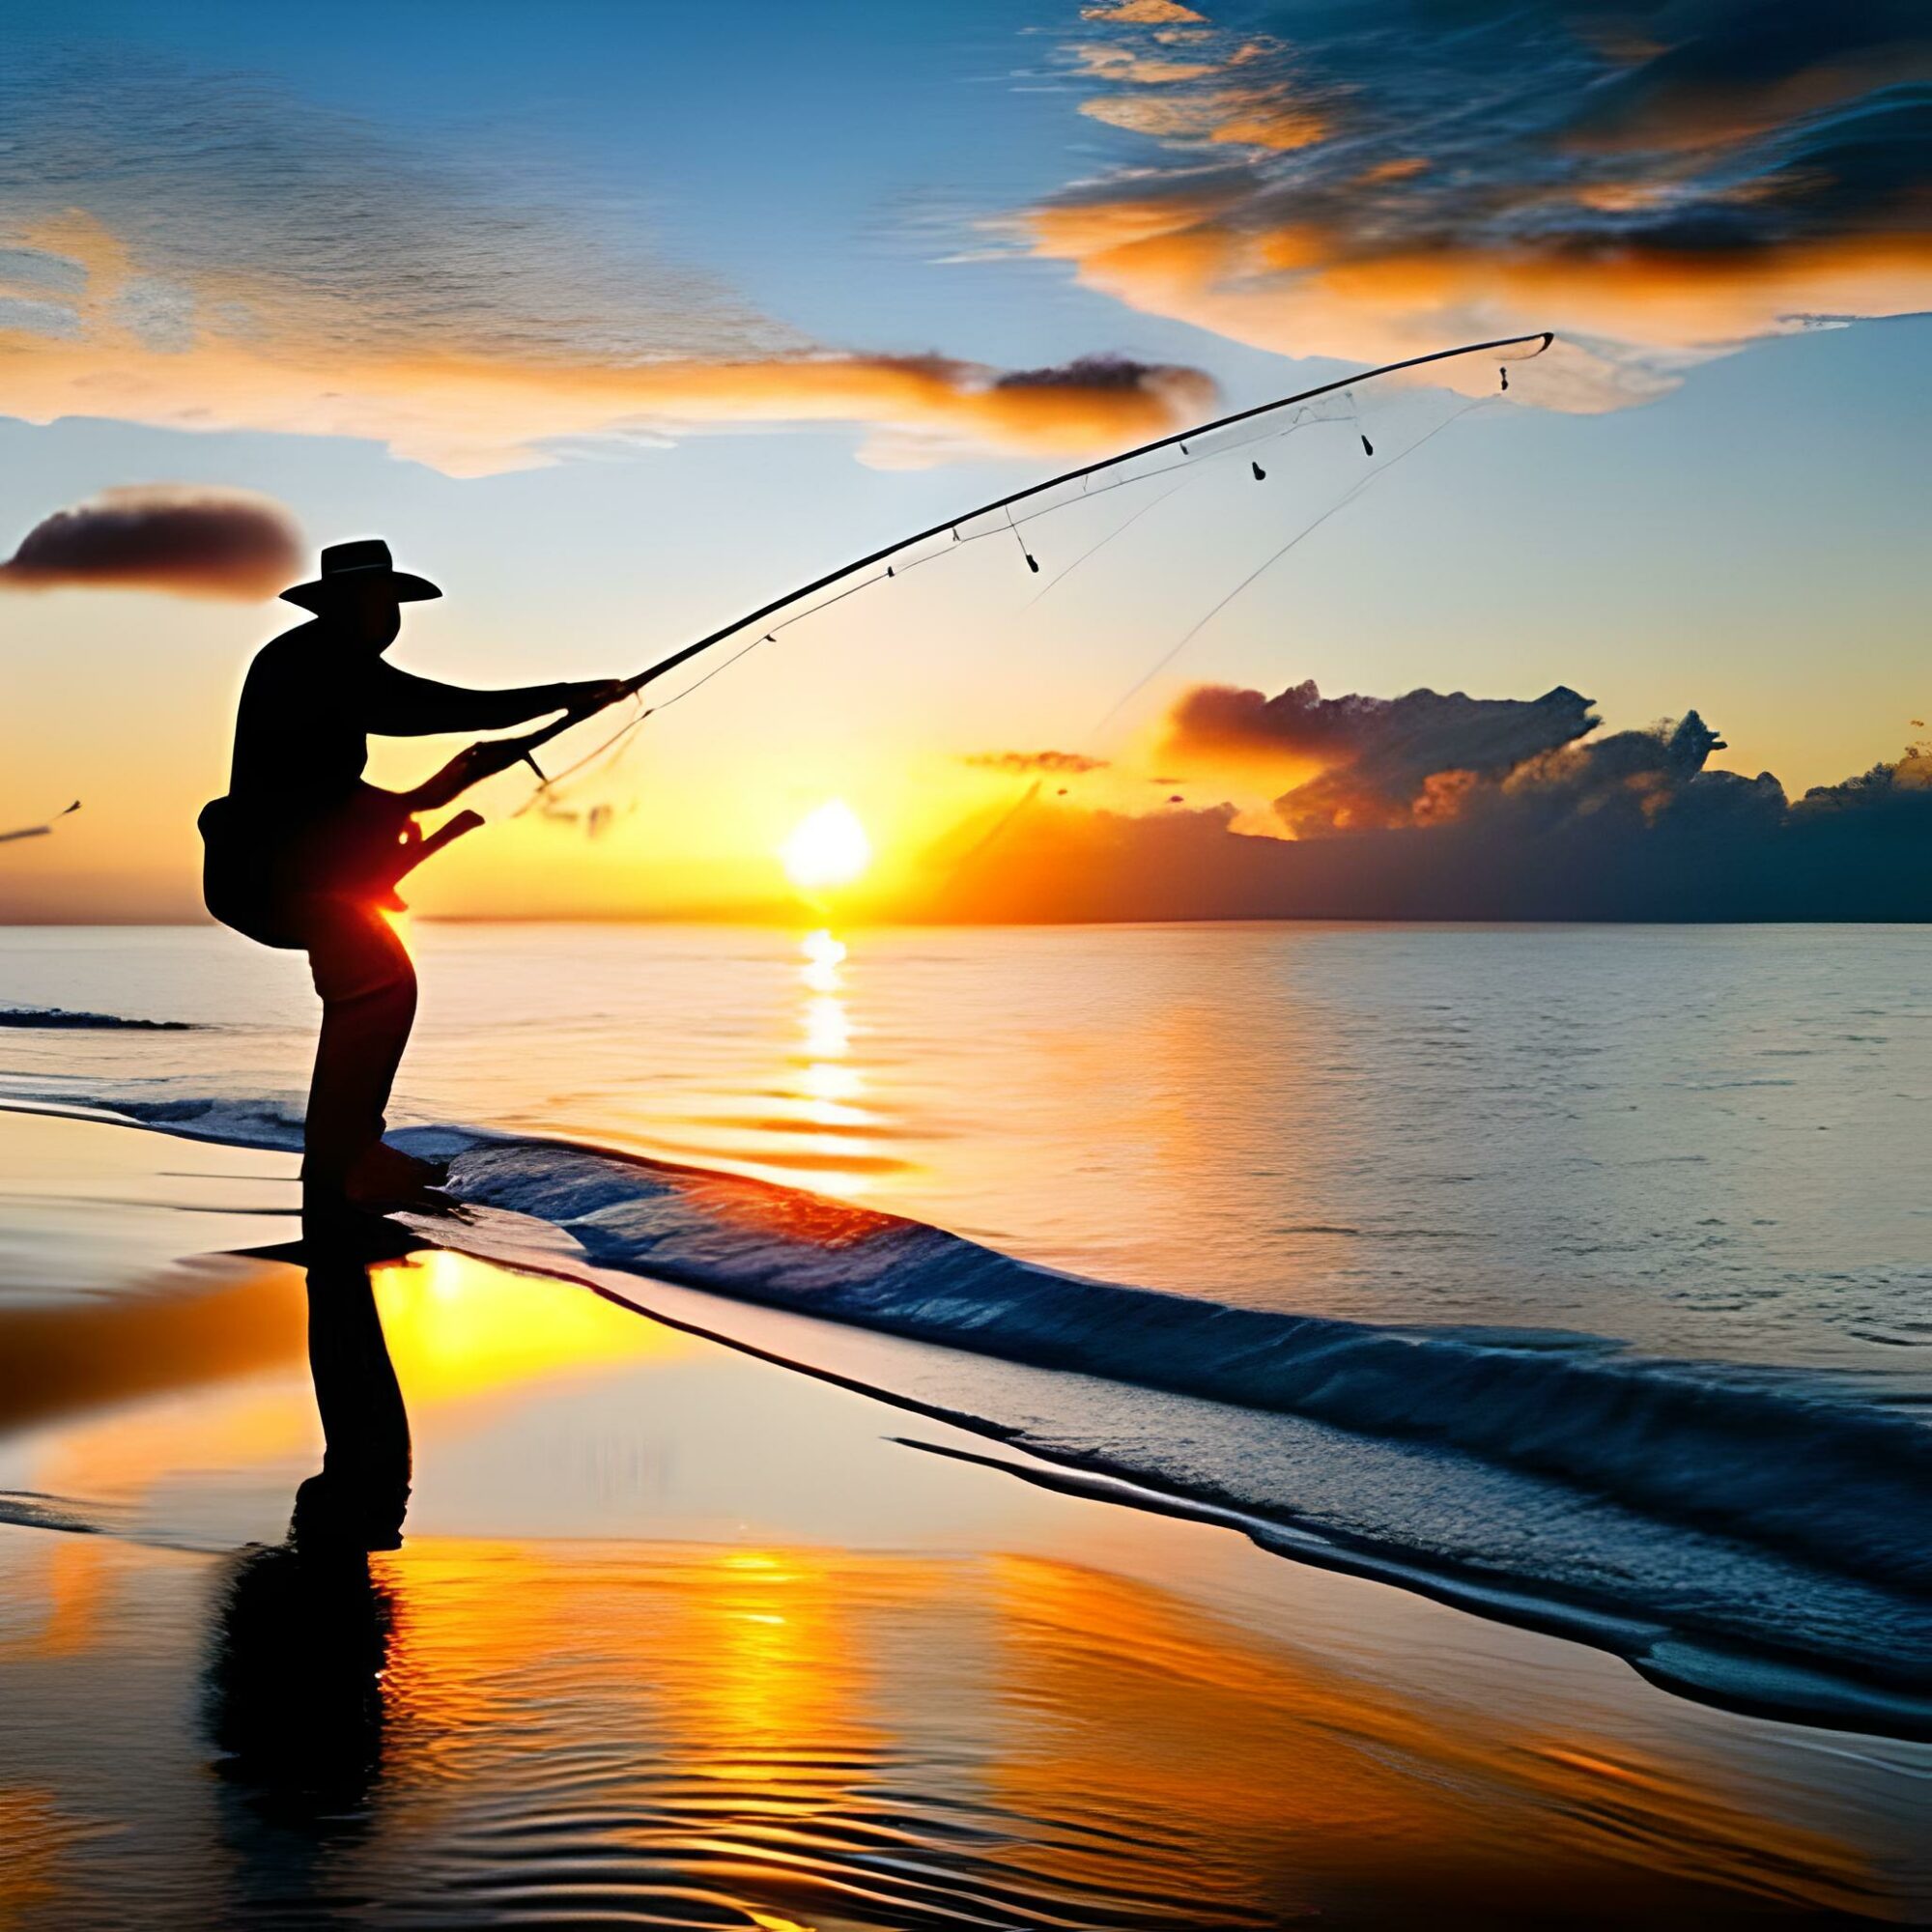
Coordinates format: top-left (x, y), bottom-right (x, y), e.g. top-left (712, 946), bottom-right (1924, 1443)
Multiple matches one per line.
top-left (23, 1093), bottom-right (1932, 1730)
top-left (448, 1137), bottom-right (1931, 1586)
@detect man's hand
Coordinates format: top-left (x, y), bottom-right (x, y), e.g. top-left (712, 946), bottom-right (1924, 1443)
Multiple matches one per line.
top-left (407, 736), bottom-right (530, 811)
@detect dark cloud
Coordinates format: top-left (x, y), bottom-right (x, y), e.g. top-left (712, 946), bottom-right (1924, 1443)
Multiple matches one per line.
top-left (1283, 688), bottom-right (1607, 834)
top-left (0, 487), bottom-right (301, 599)
top-left (993, 354), bottom-right (1207, 396)
top-left (1558, 2), bottom-right (1931, 153)
top-left (925, 685), bottom-right (1932, 922)
top-left (1169, 680), bottom-right (1601, 833)
top-left (1796, 736), bottom-right (1932, 809)
top-left (0, 50), bottom-right (1216, 471)
top-left (964, 749), bottom-right (1110, 775)
top-left (1175, 674), bottom-right (1762, 837)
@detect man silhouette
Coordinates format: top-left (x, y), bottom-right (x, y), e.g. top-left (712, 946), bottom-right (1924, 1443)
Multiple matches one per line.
top-left (202, 539), bottom-right (618, 1209)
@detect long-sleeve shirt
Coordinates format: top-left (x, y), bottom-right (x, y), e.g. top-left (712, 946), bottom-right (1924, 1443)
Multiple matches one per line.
top-left (227, 621), bottom-right (564, 810)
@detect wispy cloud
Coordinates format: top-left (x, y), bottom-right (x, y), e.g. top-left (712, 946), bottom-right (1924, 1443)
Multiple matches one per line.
top-left (0, 485), bottom-right (300, 599)
top-left (964, 749), bottom-right (1110, 774)
top-left (0, 51), bottom-right (1215, 473)
top-left (1004, 1), bottom-right (1932, 406)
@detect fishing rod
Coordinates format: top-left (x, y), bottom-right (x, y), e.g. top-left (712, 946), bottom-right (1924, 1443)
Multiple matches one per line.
top-left (450, 329), bottom-right (1554, 804)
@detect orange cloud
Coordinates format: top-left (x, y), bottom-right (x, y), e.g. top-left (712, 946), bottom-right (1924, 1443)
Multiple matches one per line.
top-left (1359, 157), bottom-right (1428, 185)
top-left (1081, 1), bottom-right (1206, 21)
top-left (1019, 189), bottom-right (1932, 409)
top-left (1021, 0), bottom-right (1932, 405)
top-left (1080, 88), bottom-right (1327, 151)
top-left (1069, 43), bottom-right (1215, 84)
top-left (0, 214), bottom-right (1215, 475)
top-left (963, 749), bottom-right (1109, 776)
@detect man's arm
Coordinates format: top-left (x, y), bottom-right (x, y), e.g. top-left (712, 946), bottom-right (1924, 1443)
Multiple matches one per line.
top-left (367, 664), bottom-right (616, 736)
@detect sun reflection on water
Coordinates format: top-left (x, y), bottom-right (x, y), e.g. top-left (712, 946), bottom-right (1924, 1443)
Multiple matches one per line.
top-left (0, 1233), bottom-right (1889, 1931)
top-left (781, 928), bottom-right (885, 1198)
top-left (799, 927), bottom-right (846, 992)
top-left (369, 1248), bottom-right (688, 1406)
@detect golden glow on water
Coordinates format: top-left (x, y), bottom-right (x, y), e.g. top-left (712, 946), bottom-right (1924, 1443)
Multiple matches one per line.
top-left (0, 1537), bottom-right (111, 1663)
top-left (37, 1390), bottom-right (313, 1513)
top-left (0, 1786), bottom-right (76, 1923)
top-left (11, 1253), bottom-right (688, 1547)
top-left (0, 1229), bottom-right (1895, 1930)
top-left (796, 1059), bottom-right (861, 1104)
top-left (369, 1249), bottom-right (691, 1406)
top-left (258, 1539), bottom-right (1894, 1923)
top-left (645, 1548), bottom-right (891, 1814)
top-left (798, 994), bottom-right (849, 1065)
top-left (799, 927), bottom-right (846, 990)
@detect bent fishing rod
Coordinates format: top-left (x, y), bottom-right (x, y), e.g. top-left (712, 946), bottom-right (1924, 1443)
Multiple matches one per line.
top-left (431, 328), bottom-right (1554, 814)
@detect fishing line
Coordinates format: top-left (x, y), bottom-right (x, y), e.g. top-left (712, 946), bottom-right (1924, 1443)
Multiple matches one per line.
top-left (532, 396), bottom-right (1490, 818)
top-left (941, 391), bottom-right (1501, 895)
top-left (517, 568), bottom-right (898, 809)
top-left (1090, 396), bottom-right (1492, 742)
top-left (532, 462), bottom-right (1225, 810)
top-left (516, 566), bottom-right (903, 810)
top-left (987, 399), bottom-right (1349, 544)
top-left (1018, 472), bottom-right (1194, 611)
top-left (1004, 504), bottom-right (1039, 574)
top-left (535, 469), bottom-right (1202, 814)
top-left (564, 398), bottom-right (1362, 791)
top-left (495, 334), bottom-right (1550, 819)
top-left (508, 708), bottom-right (649, 812)
top-left (1010, 402), bottom-right (1364, 613)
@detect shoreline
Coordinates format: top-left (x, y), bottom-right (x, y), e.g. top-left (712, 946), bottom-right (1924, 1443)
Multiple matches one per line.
top-left (7, 1094), bottom-right (1929, 1745)
top-left (0, 1107), bottom-right (1927, 1924)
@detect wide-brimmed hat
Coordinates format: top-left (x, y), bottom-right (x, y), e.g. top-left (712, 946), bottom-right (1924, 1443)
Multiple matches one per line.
top-left (281, 537), bottom-right (440, 612)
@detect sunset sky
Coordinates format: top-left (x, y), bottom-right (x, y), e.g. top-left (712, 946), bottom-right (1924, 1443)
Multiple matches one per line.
top-left (3, 0), bottom-right (1927, 921)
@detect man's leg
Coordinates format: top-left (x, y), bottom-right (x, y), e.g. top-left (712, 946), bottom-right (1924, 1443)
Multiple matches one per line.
top-left (301, 901), bottom-right (420, 1201)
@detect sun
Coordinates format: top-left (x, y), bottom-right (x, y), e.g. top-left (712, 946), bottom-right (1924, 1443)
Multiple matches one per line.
top-left (781, 800), bottom-right (872, 892)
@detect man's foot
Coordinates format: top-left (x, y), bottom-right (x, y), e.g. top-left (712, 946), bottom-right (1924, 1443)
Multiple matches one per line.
top-left (339, 1142), bottom-right (451, 1209)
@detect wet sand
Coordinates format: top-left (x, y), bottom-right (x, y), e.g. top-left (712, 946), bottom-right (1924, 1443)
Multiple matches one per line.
top-left (0, 1109), bottom-right (1925, 1928)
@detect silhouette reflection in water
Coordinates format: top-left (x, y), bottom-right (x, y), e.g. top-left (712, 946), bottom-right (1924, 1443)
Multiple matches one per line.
top-left (206, 1217), bottom-right (413, 1811)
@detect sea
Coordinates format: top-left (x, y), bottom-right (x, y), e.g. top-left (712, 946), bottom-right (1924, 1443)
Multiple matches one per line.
top-left (2, 919), bottom-right (1928, 1734)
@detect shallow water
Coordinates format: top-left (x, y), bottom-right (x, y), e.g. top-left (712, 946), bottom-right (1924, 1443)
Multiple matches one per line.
top-left (2, 1195), bottom-right (1923, 1930)
top-left (3, 921), bottom-right (1928, 1375)
top-left (2, 923), bottom-right (1928, 1731)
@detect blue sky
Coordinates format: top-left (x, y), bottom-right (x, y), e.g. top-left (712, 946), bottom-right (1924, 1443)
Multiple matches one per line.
top-left (2, 0), bottom-right (1927, 917)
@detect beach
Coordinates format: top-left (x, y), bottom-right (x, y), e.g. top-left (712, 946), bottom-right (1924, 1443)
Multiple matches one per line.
top-left (4, 922), bottom-right (1930, 1717)
top-left (8, 0), bottom-right (1930, 1917)
top-left (2, 1102), bottom-right (1927, 1928)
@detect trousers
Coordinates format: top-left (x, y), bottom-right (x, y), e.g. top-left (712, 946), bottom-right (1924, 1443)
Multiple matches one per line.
top-left (298, 897), bottom-right (417, 1192)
